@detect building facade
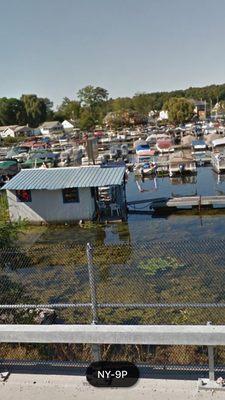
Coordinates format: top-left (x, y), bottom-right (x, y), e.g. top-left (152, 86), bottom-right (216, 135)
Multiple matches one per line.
top-left (2, 166), bottom-right (126, 224)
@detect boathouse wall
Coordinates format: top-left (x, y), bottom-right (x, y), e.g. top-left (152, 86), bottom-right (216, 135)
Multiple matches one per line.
top-left (7, 188), bottom-right (96, 223)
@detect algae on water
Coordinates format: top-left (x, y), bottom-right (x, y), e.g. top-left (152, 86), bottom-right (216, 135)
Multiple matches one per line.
top-left (139, 257), bottom-right (184, 275)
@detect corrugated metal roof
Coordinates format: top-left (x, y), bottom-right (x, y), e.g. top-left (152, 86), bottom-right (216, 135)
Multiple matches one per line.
top-left (1, 166), bottom-right (126, 190)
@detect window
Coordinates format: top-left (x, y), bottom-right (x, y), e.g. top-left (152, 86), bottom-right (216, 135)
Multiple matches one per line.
top-left (62, 188), bottom-right (79, 203)
top-left (16, 190), bottom-right (32, 203)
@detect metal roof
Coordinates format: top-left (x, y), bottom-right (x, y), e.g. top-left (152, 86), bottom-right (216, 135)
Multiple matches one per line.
top-left (1, 166), bottom-right (126, 190)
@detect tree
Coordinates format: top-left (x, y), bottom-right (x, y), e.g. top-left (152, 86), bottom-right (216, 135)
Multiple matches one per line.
top-left (0, 98), bottom-right (26, 125)
top-left (43, 98), bottom-right (54, 121)
top-left (55, 97), bottom-right (80, 122)
top-left (79, 109), bottom-right (96, 131)
top-left (77, 86), bottom-right (108, 109)
top-left (163, 97), bottom-right (194, 125)
top-left (21, 94), bottom-right (47, 127)
top-left (132, 93), bottom-right (155, 115)
top-left (104, 110), bottom-right (147, 129)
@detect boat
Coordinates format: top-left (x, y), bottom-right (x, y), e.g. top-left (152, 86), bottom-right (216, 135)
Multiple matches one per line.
top-left (134, 161), bottom-right (157, 176)
top-left (21, 150), bottom-right (58, 169)
top-left (192, 139), bottom-right (207, 152)
top-left (6, 146), bottom-right (30, 162)
top-left (169, 151), bottom-right (197, 177)
top-left (211, 137), bottom-right (225, 151)
top-left (0, 159), bottom-right (20, 185)
top-left (156, 138), bottom-right (174, 153)
top-left (121, 144), bottom-right (129, 160)
top-left (211, 152), bottom-right (225, 173)
top-left (110, 145), bottom-right (121, 159)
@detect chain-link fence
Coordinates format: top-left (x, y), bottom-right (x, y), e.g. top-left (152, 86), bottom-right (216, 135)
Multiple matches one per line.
top-left (0, 239), bottom-right (225, 374)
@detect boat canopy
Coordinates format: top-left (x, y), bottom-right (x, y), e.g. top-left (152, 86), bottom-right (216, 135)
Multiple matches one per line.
top-left (192, 140), bottom-right (207, 149)
top-left (212, 137), bottom-right (225, 148)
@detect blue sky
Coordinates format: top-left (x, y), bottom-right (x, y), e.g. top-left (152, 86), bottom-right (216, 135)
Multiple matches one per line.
top-left (1, 0), bottom-right (225, 107)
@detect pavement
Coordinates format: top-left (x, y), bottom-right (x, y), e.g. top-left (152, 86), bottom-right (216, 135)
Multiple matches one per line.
top-left (1, 374), bottom-right (225, 400)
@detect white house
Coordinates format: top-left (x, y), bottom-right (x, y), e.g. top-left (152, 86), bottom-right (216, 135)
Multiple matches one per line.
top-left (39, 121), bottom-right (64, 136)
top-left (0, 125), bottom-right (18, 138)
top-left (158, 110), bottom-right (169, 121)
top-left (2, 166), bottom-right (126, 224)
top-left (0, 125), bottom-right (33, 138)
top-left (62, 120), bottom-right (75, 132)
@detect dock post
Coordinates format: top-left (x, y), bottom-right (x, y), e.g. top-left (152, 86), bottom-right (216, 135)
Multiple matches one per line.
top-left (86, 242), bottom-right (100, 361)
top-left (199, 195), bottom-right (201, 212)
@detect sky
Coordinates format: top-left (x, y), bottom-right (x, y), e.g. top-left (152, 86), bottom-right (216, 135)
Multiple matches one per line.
top-left (1, 0), bottom-right (225, 107)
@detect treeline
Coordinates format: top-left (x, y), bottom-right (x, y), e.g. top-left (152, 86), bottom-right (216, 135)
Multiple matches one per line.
top-left (1, 83), bottom-right (225, 130)
top-left (0, 95), bottom-right (54, 128)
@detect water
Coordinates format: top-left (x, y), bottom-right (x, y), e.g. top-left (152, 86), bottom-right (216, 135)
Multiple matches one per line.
top-left (20, 166), bottom-right (225, 245)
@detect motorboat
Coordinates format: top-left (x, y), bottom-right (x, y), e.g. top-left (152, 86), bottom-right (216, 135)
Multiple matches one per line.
top-left (169, 151), bottom-right (197, 177)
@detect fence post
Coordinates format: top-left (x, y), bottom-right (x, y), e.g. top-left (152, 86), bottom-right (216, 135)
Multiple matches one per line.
top-left (207, 322), bottom-right (215, 382)
top-left (86, 242), bottom-right (100, 361)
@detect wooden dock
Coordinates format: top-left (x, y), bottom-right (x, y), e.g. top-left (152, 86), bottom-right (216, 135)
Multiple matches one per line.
top-left (127, 196), bottom-right (225, 211)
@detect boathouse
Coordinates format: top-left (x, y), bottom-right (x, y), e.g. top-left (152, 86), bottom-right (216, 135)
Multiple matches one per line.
top-left (2, 166), bottom-right (127, 223)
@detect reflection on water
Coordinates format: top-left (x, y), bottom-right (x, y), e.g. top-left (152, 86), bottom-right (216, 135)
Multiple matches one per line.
top-left (20, 166), bottom-right (225, 245)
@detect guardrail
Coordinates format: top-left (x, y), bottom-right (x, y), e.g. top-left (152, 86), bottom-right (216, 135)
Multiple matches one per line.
top-left (0, 323), bottom-right (224, 389)
top-left (0, 324), bottom-right (224, 345)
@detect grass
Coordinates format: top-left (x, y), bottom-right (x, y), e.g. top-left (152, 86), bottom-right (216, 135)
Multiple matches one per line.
top-left (0, 193), bottom-right (27, 247)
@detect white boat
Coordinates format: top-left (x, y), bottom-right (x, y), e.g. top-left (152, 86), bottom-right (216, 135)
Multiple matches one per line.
top-left (134, 162), bottom-right (157, 176)
top-left (212, 137), bottom-right (225, 150)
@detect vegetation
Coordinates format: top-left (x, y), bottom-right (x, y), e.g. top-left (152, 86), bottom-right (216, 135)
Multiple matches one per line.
top-left (138, 256), bottom-right (184, 275)
top-left (0, 194), bottom-right (26, 247)
top-left (1, 82), bottom-right (225, 130)
top-left (163, 97), bottom-right (195, 124)
top-left (0, 95), bottom-right (53, 128)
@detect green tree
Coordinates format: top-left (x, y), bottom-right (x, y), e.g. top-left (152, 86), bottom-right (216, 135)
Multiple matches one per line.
top-left (55, 97), bottom-right (80, 122)
top-left (43, 98), bottom-right (54, 121)
top-left (77, 86), bottom-right (108, 109)
top-left (104, 110), bottom-right (147, 129)
top-left (21, 94), bottom-right (47, 127)
top-left (0, 98), bottom-right (26, 125)
top-left (163, 97), bottom-right (194, 124)
top-left (79, 109), bottom-right (96, 131)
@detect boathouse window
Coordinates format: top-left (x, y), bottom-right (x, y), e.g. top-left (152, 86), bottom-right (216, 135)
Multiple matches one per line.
top-left (16, 190), bottom-right (32, 203)
top-left (62, 188), bottom-right (79, 203)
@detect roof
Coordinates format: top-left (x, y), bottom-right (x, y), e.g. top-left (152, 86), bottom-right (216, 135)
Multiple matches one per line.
top-left (0, 125), bottom-right (18, 132)
top-left (157, 139), bottom-right (173, 149)
top-left (40, 121), bottom-right (62, 129)
top-left (192, 140), bottom-right (206, 146)
top-left (212, 137), bottom-right (225, 147)
top-left (14, 126), bottom-right (32, 133)
top-left (2, 166), bottom-right (126, 190)
top-left (169, 151), bottom-right (194, 162)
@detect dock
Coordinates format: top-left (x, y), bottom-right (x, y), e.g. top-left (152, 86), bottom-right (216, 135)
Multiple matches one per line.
top-left (127, 195), bottom-right (225, 211)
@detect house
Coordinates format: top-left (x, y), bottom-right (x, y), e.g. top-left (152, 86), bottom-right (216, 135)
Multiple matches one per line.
top-left (194, 101), bottom-right (207, 120)
top-left (14, 125), bottom-right (33, 137)
top-left (0, 125), bottom-right (33, 138)
top-left (62, 120), bottom-right (75, 132)
top-left (39, 121), bottom-right (64, 136)
top-left (158, 110), bottom-right (169, 121)
top-left (2, 165), bottom-right (127, 223)
top-left (0, 125), bottom-right (18, 138)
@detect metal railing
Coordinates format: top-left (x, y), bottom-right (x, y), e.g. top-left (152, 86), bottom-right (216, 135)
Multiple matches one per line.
top-left (0, 323), bottom-right (223, 388)
top-left (1, 239), bottom-right (225, 379)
